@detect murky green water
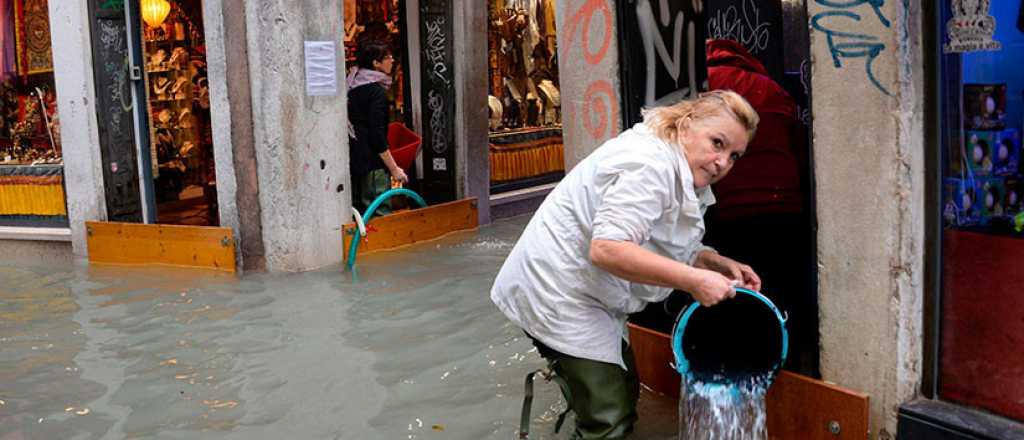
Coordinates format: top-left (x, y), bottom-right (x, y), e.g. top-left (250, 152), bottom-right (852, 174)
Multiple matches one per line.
top-left (0, 216), bottom-right (676, 439)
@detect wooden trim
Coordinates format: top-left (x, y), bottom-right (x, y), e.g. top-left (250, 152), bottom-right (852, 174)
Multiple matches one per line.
top-left (343, 198), bottom-right (478, 260)
top-left (85, 221), bottom-right (236, 272)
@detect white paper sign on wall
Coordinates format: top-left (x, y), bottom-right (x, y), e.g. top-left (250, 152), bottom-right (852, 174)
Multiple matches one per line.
top-left (304, 41), bottom-right (338, 96)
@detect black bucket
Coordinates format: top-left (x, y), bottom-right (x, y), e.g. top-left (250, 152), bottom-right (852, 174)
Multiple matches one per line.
top-left (672, 288), bottom-right (788, 394)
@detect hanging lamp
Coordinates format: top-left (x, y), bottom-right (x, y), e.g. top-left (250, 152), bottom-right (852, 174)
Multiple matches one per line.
top-left (141, 0), bottom-right (172, 28)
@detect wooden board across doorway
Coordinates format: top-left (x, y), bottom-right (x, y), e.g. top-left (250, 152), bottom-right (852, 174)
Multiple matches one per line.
top-left (342, 198), bottom-right (478, 261)
top-left (626, 323), bottom-right (869, 440)
top-left (85, 221), bottom-right (236, 272)
top-left (766, 371), bottom-right (870, 440)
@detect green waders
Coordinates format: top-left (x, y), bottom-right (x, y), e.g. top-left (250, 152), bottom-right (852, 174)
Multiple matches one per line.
top-left (521, 336), bottom-right (640, 440)
top-left (352, 169), bottom-right (392, 216)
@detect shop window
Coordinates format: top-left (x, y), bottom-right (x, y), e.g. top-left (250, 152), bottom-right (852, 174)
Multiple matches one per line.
top-left (487, 0), bottom-right (564, 194)
top-left (139, 0), bottom-right (218, 226)
top-left (939, 0), bottom-right (1024, 423)
top-left (0, 0), bottom-right (67, 228)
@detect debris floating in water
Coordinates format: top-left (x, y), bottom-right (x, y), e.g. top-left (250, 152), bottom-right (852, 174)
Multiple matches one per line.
top-left (432, 424), bottom-right (445, 432)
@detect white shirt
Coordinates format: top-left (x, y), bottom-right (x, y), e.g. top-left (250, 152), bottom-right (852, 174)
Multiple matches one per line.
top-left (491, 123), bottom-right (715, 369)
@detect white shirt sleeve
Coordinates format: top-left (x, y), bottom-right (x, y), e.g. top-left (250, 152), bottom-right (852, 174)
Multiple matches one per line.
top-left (591, 153), bottom-right (673, 244)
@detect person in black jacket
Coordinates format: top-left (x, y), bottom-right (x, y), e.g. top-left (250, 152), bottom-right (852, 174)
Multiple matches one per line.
top-left (347, 40), bottom-right (408, 215)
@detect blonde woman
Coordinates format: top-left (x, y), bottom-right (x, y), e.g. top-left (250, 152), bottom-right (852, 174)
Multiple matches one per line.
top-left (492, 90), bottom-right (762, 439)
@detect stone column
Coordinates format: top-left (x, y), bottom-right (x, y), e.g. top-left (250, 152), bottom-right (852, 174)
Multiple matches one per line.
top-left (49, 0), bottom-right (106, 257)
top-left (203, 0), bottom-right (263, 271)
top-left (453, 0), bottom-right (490, 224)
top-left (243, 0), bottom-right (349, 272)
top-left (809, 1), bottom-right (925, 437)
top-left (554, 0), bottom-right (622, 169)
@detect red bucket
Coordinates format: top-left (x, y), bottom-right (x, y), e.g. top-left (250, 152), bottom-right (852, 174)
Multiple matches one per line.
top-left (387, 122), bottom-right (421, 171)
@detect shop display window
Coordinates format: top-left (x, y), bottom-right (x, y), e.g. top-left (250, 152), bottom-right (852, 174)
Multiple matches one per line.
top-left (0, 0), bottom-right (66, 228)
top-left (487, 0), bottom-right (563, 194)
top-left (139, 0), bottom-right (218, 226)
top-left (939, 0), bottom-right (1024, 423)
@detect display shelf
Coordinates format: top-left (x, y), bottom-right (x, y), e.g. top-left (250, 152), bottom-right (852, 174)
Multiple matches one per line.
top-left (147, 67), bottom-right (186, 74)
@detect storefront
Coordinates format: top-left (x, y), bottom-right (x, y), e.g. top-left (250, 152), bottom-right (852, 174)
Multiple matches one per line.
top-left (0, 0), bottom-right (66, 229)
top-left (902, 1), bottom-right (1024, 437)
top-left (82, 0), bottom-right (224, 227)
top-left (486, 0), bottom-right (564, 194)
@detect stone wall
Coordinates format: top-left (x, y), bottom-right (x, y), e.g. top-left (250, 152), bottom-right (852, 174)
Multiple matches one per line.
top-left (554, 0), bottom-right (623, 169)
top-left (809, 0), bottom-right (925, 436)
top-left (243, 0), bottom-right (349, 272)
top-left (48, 0), bottom-right (106, 257)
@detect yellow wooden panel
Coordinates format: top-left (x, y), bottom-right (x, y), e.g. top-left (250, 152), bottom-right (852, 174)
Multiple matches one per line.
top-left (0, 183), bottom-right (67, 215)
top-left (86, 221), bottom-right (236, 272)
top-left (343, 198), bottom-right (478, 261)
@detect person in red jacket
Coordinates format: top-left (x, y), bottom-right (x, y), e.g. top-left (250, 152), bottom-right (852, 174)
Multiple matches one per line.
top-left (703, 39), bottom-right (818, 376)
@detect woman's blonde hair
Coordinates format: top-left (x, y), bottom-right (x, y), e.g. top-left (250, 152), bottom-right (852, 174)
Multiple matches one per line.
top-left (642, 90), bottom-right (759, 145)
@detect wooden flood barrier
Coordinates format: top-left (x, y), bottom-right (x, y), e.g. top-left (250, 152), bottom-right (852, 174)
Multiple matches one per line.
top-left (342, 198), bottom-right (478, 261)
top-left (85, 221), bottom-right (236, 272)
top-left (627, 323), bottom-right (869, 439)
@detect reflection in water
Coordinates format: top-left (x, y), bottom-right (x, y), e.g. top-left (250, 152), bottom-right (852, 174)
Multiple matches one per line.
top-left (0, 217), bottom-right (676, 439)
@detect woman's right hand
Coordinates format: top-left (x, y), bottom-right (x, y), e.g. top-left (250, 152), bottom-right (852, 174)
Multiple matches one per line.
top-left (690, 269), bottom-right (737, 306)
top-left (391, 168), bottom-right (409, 184)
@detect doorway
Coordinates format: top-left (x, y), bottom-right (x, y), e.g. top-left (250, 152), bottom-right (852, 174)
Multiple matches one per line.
top-left (137, 0), bottom-right (218, 226)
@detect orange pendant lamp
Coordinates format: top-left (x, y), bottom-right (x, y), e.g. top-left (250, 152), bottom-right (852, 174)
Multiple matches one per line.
top-left (141, 0), bottom-right (172, 28)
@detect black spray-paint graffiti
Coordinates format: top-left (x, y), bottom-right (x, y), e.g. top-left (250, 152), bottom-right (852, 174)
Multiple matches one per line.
top-left (424, 16), bottom-right (451, 86)
top-left (707, 0), bottom-right (770, 54)
top-left (636, 0), bottom-right (698, 106)
top-left (427, 89), bottom-right (448, 154)
top-left (811, 0), bottom-right (892, 96)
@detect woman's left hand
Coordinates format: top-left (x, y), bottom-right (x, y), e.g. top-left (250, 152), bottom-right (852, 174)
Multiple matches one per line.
top-left (697, 251), bottom-right (762, 292)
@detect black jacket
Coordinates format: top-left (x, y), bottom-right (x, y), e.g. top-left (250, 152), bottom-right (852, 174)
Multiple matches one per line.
top-left (348, 83), bottom-right (389, 177)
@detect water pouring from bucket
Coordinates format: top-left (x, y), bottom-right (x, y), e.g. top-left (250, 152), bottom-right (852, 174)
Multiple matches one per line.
top-left (672, 287), bottom-right (788, 439)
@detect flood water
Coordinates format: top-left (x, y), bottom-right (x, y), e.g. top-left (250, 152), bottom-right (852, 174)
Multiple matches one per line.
top-left (0, 215), bottom-right (677, 439)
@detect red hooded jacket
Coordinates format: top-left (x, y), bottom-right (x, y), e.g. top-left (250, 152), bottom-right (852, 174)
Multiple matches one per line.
top-left (707, 39), bottom-right (805, 220)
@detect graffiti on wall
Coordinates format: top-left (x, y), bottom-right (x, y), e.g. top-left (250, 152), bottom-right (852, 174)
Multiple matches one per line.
top-left (707, 0), bottom-right (771, 54)
top-left (810, 0), bottom-right (893, 96)
top-left (615, 0), bottom-right (704, 127)
top-left (636, 0), bottom-right (698, 107)
top-left (419, 0), bottom-right (457, 201)
top-left (563, 0), bottom-right (619, 146)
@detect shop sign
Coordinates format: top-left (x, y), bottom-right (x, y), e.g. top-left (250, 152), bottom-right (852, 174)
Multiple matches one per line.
top-left (944, 0), bottom-right (1001, 53)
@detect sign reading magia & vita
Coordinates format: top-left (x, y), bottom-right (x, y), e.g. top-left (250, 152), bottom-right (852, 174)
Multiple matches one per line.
top-left (944, 0), bottom-right (1002, 54)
